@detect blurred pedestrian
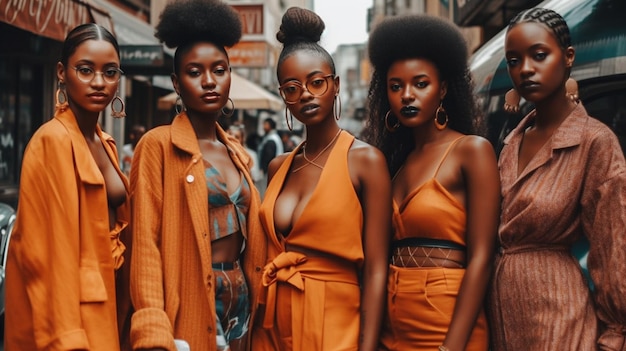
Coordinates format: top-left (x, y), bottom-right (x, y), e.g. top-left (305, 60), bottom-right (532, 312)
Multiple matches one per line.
top-left (228, 124), bottom-right (263, 186)
top-left (121, 124), bottom-right (146, 176)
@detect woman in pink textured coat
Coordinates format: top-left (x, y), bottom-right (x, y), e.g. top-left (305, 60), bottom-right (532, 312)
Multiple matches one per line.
top-left (488, 8), bottom-right (626, 350)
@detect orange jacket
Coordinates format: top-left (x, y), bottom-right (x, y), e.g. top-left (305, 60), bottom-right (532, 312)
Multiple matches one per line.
top-left (5, 109), bottom-right (131, 351)
top-left (129, 113), bottom-right (267, 351)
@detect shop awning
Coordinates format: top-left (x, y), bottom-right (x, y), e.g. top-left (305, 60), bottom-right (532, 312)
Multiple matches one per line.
top-left (158, 72), bottom-right (284, 111)
top-left (90, 0), bottom-right (174, 75)
top-left (0, 0), bottom-right (113, 42)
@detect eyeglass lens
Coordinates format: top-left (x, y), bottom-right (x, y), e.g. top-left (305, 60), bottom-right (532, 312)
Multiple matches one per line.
top-left (74, 66), bottom-right (122, 83)
top-left (280, 75), bottom-right (331, 103)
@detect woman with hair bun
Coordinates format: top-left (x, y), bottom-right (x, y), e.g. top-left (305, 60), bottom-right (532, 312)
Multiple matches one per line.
top-left (364, 14), bottom-right (499, 351)
top-left (129, 1), bottom-right (266, 350)
top-left (252, 7), bottom-right (391, 351)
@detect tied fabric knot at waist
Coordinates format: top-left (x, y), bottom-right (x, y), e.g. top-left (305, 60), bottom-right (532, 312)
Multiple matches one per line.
top-left (260, 250), bottom-right (360, 350)
top-left (261, 251), bottom-right (308, 328)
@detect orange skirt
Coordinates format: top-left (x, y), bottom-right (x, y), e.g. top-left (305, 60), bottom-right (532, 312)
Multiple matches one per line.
top-left (379, 265), bottom-right (488, 351)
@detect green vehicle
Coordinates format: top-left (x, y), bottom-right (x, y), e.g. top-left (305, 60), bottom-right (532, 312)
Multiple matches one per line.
top-left (469, 0), bottom-right (626, 289)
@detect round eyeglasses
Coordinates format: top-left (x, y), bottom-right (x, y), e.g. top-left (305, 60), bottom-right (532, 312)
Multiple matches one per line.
top-left (278, 74), bottom-right (334, 104)
top-left (71, 65), bottom-right (124, 84)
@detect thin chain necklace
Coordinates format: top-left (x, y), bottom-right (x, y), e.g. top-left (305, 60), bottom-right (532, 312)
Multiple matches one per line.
top-left (292, 129), bottom-right (342, 173)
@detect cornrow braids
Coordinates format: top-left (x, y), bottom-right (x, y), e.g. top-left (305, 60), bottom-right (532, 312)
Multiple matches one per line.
top-left (509, 8), bottom-right (571, 50)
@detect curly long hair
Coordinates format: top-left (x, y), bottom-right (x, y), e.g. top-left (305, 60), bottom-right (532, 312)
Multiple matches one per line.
top-left (363, 14), bottom-right (484, 175)
top-left (154, 0), bottom-right (242, 74)
top-left (275, 7), bottom-right (336, 77)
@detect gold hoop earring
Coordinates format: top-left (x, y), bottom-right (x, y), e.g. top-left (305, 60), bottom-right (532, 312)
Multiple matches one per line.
top-left (111, 90), bottom-right (126, 118)
top-left (435, 102), bottom-right (448, 130)
top-left (285, 106), bottom-right (293, 131)
top-left (175, 95), bottom-right (184, 115)
top-left (565, 77), bottom-right (579, 102)
top-left (333, 95), bottom-right (342, 121)
top-left (504, 88), bottom-right (521, 114)
top-left (222, 98), bottom-right (235, 118)
top-left (385, 110), bottom-right (399, 132)
top-left (55, 81), bottom-right (68, 112)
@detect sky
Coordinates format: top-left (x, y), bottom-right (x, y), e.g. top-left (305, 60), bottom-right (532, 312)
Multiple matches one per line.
top-left (313, 0), bottom-right (372, 54)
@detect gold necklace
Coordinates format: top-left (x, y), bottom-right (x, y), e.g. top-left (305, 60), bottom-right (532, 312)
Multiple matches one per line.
top-left (292, 129), bottom-right (342, 173)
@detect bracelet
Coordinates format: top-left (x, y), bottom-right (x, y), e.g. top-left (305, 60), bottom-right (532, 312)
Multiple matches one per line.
top-left (438, 346), bottom-right (450, 351)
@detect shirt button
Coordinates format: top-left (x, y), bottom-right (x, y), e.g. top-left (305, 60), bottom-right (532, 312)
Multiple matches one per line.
top-left (186, 174), bottom-right (194, 183)
top-left (255, 266), bottom-right (262, 272)
top-left (207, 326), bottom-right (213, 333)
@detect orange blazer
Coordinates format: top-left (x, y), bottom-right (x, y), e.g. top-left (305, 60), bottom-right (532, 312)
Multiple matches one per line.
top-left (129, 113), bottom-right (267, 351)
top-left (5, 109), bottom-right (131, 351)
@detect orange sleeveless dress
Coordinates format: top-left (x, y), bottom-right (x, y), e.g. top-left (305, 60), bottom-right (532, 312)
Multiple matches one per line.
top-left (252, 131), bottom-right (363, 351)
top-left (379, 137), bottom-right (489, 351)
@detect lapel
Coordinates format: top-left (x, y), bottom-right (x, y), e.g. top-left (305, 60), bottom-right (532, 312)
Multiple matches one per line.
top-left (55, 109), bottom-right (103, 186)
top-left (505, 104), bottom-right (588, 187)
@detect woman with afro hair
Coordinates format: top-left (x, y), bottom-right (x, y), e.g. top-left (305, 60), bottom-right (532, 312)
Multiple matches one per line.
top-left (363, 14), bottom-right (500, 351)
top-left (128, 1), bottom-right (266, 350)
top-left (251, 7), bottom-right (391, 351)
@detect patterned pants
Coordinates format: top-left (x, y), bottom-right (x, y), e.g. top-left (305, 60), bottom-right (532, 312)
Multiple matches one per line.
top-left (213, 260), bottom-right (250, 348)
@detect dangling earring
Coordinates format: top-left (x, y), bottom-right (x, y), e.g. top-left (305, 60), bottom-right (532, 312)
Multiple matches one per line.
top-left (385, 110), bottom-right (399, 132)
top-left (55, 81), bottom-right (68, 112)
top-left (565, 77), bottom-right (579, 102)
top-left (175, 95), bottom-right (185, 114)
top-left (222, 98), bottom-right (235, 118)
top-left (434, 102), bottom-right (448, 130)
top-left (504, 88), bottom-right (521, 114)
top-left (284, 106), bottom-right (293, 131)
top-left (111, 89), bottom-right (126, 118)
top-left (333, 95), bottom-right (342, 121)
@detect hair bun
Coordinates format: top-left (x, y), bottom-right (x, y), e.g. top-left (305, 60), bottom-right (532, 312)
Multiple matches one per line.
top-left (276, 7), bottom-right (325, 46)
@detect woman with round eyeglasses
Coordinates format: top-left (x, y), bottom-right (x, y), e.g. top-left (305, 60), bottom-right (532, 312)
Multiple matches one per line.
top-left (5, 23), bottom-right (132, 351)
top-left (252, 7), bottom-right (391, 351)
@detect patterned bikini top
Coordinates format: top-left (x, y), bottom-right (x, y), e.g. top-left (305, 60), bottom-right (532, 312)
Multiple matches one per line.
top-left (204, 161), bottom-right (251, 242)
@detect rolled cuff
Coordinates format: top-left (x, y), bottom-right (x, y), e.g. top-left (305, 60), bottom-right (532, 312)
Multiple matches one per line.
top-left (45, 329), bottom-right (89, 351)
top-left (130, 307), bottom-right (177, 351)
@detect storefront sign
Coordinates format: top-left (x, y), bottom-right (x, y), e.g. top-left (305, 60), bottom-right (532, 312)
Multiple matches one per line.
top-left (228, 41), bottom-right (268, 67)
top-left (0, 0), bottom-right (112, 42)
top-left (120, 45), bottom-right (164, 66)
top-left (232, 4), bottom-right (263, 36)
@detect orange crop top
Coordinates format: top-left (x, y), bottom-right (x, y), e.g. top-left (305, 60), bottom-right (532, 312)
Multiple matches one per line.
top-left (392, 137), bottom-right (466, 247)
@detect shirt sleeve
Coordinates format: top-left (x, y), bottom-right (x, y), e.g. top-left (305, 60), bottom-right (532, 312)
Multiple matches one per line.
top-left (128, 133), bottom-right (176, 351)
top-left (580, 127), bottom-right (626, 351)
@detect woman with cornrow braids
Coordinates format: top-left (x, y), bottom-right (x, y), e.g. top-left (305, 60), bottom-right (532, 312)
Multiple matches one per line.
top-left (488, 7), bottom-right (626, 350)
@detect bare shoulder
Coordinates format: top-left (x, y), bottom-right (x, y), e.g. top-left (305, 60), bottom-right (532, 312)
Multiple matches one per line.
top-left (456, 135), bottom-right (496, 159)
top-left (267, 152), bottom-right (291, 179)
top-left (349, 138), bottom-right (387, 166)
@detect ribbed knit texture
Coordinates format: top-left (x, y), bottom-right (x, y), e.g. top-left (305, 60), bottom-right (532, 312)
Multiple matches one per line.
top-left (129, 113), bottom-right (266, 351)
